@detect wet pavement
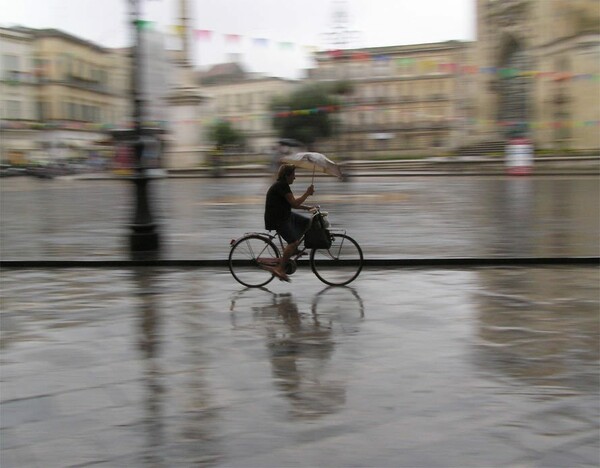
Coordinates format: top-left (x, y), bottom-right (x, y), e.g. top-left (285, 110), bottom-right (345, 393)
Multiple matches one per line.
top-left (1, 175), bottom-right (599, 261)
top-left (1, 174), bottom-right (599, 466)
top-left (1, 266), bottom-right (599, 467)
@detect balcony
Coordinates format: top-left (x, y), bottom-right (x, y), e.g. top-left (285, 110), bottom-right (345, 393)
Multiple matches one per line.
top-left (58, 75), bottom-right (110, 94)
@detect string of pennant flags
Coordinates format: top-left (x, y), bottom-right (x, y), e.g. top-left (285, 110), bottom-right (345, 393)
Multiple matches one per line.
top-left (176, 106), bottom-right (600, 129)
top-left (3, 23), bottom-right (598, 134)
top-left (11, 65), bottom-right (598, 84)
top-left (198, 116), bottom-right (600, 129)
top-left (133, 21), bottom-right (600, 81)
top-left (135, 20), bottom-right (317, 53)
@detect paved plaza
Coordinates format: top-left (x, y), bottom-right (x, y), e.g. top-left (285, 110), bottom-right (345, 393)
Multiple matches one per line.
top-left (1, 266), bottom-right (598, 467)
top-left (1, 174), bottom-right (598, 466)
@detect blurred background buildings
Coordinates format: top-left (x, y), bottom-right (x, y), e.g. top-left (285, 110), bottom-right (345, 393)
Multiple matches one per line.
top-left (196, 64), bottom-right (298, 164)
top-left (0, 0), bottom-right (598, 169)
top-left (309, 40), bottom-right (475, 159)
top-left (474, 0), bottom-right (600, 152)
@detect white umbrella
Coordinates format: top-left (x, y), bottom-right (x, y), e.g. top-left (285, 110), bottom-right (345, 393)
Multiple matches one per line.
top-left (280, 152), bottom-right (343, 183)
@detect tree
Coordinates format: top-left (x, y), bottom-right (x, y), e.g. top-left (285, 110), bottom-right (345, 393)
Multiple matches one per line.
top-left (271, 83), bottom-right (344, 148)
top-left (207, 119), bottom-right (245, 149)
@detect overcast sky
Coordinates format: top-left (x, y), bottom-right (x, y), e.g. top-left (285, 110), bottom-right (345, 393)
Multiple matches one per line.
top-left (0, 0), bottom-right (476, 78)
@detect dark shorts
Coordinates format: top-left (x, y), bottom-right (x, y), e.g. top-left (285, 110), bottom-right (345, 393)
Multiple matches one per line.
top-left (278, 212), bottom-right (310, 244)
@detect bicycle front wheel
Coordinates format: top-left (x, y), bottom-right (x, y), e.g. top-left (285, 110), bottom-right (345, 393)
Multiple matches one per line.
top-left (310, 233), bottom-right (363, 286)
top-left (229, 235), bottom-right (280, 288)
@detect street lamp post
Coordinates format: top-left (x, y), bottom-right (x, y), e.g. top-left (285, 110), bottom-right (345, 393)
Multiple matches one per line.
top-left (128, 0), bottom-right (159, 255)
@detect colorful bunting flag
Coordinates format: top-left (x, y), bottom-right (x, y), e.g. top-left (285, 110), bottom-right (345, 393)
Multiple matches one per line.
top-left (135, 20), bottom-right (154, 30)
top-left (253, 38), bottom-right (269, 47)
top-left (195, 29), bottom-right (212, 40)
top-left (374, 55), bottom-right (390, 62)
top-left (171, 25), bottom-right (185, 36)
top-left (225, 34), bottom-right (241, 43)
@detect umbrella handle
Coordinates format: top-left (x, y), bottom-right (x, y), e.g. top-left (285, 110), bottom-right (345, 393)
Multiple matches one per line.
top-left (312, 164), bottom-right (315, 185)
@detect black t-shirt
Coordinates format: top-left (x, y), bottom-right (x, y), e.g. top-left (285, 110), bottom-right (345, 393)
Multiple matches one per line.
top-left (264, 180), bottom-right (292, 230)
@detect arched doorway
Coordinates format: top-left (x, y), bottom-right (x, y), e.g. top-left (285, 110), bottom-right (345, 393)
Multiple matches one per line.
top-left (497, 36), bottom-right (531, 136)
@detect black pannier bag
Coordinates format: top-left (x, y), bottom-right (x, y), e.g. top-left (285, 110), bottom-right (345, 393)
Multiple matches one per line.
top-left (303, 213), bottom-right (332, 249)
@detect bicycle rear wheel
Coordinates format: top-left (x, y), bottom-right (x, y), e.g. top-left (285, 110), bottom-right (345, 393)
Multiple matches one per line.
top-left (310, 233), bottom-right (363, 286)
top-left (229, 235), bottom-right (280, 287)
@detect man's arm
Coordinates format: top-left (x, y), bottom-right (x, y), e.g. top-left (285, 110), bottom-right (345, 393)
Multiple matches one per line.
top-left (285, 185), bottom-right (315, 209)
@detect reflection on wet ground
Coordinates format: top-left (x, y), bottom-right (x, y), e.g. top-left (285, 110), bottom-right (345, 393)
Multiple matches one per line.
top-left (1, 267), bottom-right (598, 467)
top-left (230, 287), bottom-right (364, 422)
top-left (1, 176), bottom-right (598, 260)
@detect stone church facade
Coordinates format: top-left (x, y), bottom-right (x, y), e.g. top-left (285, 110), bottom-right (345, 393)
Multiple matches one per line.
top-left (473, 0), bottom-right (599, 151)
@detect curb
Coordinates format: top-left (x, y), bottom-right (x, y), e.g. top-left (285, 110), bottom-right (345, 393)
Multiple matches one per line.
top-left (1, 257), bottom-right (598, 269)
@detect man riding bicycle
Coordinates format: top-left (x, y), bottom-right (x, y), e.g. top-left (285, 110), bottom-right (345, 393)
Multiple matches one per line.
top-left (264, 164), bottom-right (315, 282)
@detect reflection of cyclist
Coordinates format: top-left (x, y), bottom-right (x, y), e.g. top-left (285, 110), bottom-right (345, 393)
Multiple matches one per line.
top-left (262, 293), bottom-right (343, 419)
top-left (264, 164), bottom-right (315, 282)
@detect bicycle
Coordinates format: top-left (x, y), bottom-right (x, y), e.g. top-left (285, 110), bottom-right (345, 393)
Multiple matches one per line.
top-left (228, 208), bottom-right (363, 288)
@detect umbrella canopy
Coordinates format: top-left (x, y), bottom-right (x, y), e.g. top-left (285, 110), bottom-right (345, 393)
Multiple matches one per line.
top-left (278, 138), bottom-right (302, 147)
top-left (280, 152), bottom-right (343, 180)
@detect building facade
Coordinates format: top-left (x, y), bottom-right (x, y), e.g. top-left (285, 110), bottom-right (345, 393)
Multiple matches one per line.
top-left (31, 28), bottom-right (126, 126)
top-left (0, 27), bottom-right (131, 165)
top-left (3, 0), bottom-right (597, 168)
top-left (0, 27), bottom-right (39, 164)
top-left (474, 0), bottom-right (600, 150)
top-left (309, 41), bottom-right (476, 158)
top-left (198, 63), bottom-right (299, 155)
top-left (31, 28), bottom-right (129, 160)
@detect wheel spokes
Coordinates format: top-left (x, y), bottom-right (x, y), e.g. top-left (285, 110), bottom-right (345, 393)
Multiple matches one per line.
top-left (229, 235), bottom-right (280, 288)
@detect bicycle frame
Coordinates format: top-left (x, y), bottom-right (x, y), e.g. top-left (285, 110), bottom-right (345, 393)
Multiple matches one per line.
top-left (229, 206), bottom-right (362, 287)
top-left (235, 226), bottom-right (347, 263)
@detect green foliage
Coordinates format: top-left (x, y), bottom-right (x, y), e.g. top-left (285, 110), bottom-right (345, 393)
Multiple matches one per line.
top-left (328, 80), bottom-right (353, 96)
top-left (271, 83), bottom-right (340, 146)
top-left (207, 120), bottom-right (246, 148)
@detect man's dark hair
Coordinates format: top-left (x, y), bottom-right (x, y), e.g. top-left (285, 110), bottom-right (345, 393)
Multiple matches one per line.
top-left (277, 164), bottom-right (296, 181)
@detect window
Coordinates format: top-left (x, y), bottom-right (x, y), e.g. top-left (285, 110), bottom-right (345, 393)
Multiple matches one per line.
top-left (556, 57), bottom-right (570, 72)
top-left (2, 55), bottom-right (19, 80)
top-left (5, 100), bottom-right (21, 119)
top-left (374, 58), bottom-right (389, 77)
top-left (59, 54), bottom-right (71, 79)
top-left (99, 70), bottom-right (108, 86)
top-left (38, 101), bottom-right (49, 121)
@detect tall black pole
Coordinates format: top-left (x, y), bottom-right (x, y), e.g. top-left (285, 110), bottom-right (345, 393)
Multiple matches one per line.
top-left (129, 0), bottom-right (159, 254)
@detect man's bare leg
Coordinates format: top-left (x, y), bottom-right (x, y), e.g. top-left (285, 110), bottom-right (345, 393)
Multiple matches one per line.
top-left (271, 240), bottom-right (299, 280)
